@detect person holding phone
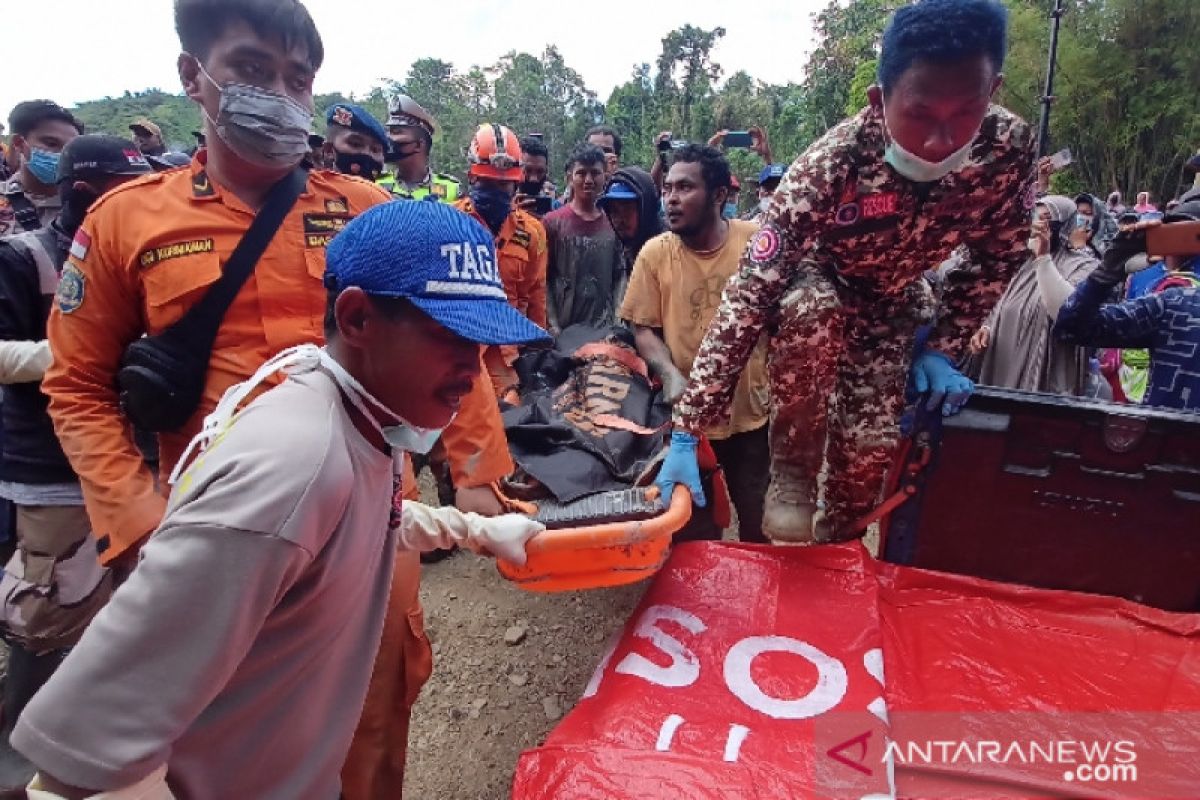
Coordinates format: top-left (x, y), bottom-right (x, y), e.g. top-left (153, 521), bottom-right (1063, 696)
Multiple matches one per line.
top-left (1052, 200), bottom-right (1200, 411)
top-left (516, 135), bottom-right (558, 219)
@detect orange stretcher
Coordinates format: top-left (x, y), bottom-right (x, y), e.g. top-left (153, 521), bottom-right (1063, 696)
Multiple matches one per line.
top-left (496, 486), bottom-right (693, 593)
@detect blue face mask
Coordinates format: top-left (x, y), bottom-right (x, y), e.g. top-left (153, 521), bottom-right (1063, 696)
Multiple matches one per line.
top-left (26, 148), bottom-right (61, 185)
top-left (723, 201), bottom-right (738, 220)
top-left (469, 187), bottom-right (513, 233)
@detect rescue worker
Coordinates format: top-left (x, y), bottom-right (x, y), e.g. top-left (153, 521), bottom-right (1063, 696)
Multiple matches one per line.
top-left (657, 0), bottom-right (1034, 543)
top-left (379, 94), bottom-right (460, 202)
top-left (0, 101), bottom-right (83, 237)
top-left (323, 102), bottom-right (388, 181)
top-left (40, 2), bottom-right (511, 796)
top-left (0, 135), bottom-right (153, 791)
top-left (14, 201), bottom-right (548, 800)
top-left (454, 123), bottom-right (548, 395)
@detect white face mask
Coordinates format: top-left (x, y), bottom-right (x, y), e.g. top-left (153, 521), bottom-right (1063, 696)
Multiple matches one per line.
top-left (170, 345), bottom-right (450, 486)
top-left (882, 104), bottom-right (975, 183)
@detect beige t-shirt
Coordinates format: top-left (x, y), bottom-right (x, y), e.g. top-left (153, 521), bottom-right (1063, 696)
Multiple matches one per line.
top-left (620, 219), bottom-right (769, 440)
top-left (14, 370), bottom-right (397, 798)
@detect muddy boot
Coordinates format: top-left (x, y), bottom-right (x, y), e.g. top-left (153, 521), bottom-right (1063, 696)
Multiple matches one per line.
top-left (0, 644), bottom-right (63, 793)
top-left (762, 463), bottom-right (817, 543)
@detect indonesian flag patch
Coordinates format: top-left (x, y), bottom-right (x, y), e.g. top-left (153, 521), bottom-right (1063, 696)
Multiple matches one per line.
top-left (69, 229), bottom-right (91, 261)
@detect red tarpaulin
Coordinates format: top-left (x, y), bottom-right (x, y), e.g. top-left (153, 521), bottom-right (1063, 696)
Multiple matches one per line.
top-left (511, 542), bottom-right (1200, 799)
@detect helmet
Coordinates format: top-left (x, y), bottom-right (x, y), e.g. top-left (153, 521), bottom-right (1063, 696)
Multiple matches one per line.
top-left (386, 94), bottom-right (436, 136)
top-left (467, 123), bottom-right (523, 181)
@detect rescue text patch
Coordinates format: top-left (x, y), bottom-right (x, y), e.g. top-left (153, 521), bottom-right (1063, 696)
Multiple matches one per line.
top-left (139, 239), bottom-right (215, 268)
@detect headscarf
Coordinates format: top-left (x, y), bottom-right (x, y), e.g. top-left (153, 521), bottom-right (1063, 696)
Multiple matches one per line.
top-left (973, 195), bottom-right (1099, 395)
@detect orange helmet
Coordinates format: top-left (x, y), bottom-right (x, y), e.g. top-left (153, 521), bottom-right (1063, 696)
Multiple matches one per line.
top-left (467, 123), bottom-right (523, 181)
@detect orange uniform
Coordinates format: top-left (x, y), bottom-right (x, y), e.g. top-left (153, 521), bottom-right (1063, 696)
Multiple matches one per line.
top-left (44, 154), bottom-right (511, 564)
top-left (453, 198), bottom-right (548, 393)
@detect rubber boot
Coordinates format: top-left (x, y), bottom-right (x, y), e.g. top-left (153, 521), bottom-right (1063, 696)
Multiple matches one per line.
top-left (761, 462), bottom-right (817, 543)
top-left (0, 644), bottom-right (63, 794)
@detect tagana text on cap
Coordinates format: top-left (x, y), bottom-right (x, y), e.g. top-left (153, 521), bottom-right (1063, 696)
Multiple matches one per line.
top-left (325, 202), bottom-right (550, 347)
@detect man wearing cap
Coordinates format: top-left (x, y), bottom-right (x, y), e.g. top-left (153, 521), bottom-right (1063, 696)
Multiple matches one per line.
top-left (748, 164), bottom-right (786, 224)
top-left (323, 103), bottom-right (388, 182)
top-left (0, 101), bottom-right (83, 237)
top-left (455, 123), bottom-right (548, 395)
top-left (379, 93), bottom-right (460, 202)
top-left (14, 200), bottom-right (549, 800)
top-left (129, 118), bottom-right (167, 157)
top-left (599, 166), bottom-right (665, 271)
top-left (43, 7), bottom-right (515, 797)
top-left (0, 135), bottom-right (152, 790)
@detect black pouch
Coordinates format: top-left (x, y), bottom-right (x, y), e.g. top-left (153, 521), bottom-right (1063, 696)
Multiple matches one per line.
top-left (114, 167), bottom-right (308, 432)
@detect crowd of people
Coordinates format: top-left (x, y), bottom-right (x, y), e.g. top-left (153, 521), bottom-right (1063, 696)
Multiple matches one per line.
top-left (0, 0), bottom-right (1196, 797)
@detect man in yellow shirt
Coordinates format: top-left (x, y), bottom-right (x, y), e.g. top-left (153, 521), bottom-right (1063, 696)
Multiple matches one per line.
top-left (619, 145), bottom-right (769, 542)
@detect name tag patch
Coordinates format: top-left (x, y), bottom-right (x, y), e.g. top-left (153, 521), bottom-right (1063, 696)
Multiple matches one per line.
top-left (304, 214), bottom-right (351, 248)
top-left (139, 238), bottom-right (215, 268)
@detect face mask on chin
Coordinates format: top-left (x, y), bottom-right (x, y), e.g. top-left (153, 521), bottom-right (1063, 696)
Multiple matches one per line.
top-left (881, 103), bottom-right (975, 183)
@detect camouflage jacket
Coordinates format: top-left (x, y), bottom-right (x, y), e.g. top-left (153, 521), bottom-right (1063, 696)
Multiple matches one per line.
top-left (675, 105), bottom-right (1035, 432)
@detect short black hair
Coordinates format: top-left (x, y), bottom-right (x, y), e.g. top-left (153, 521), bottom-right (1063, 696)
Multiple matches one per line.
top-left (585, 125), bottom-right (622, 157)
top-left (669, 144), bottom-right (732, 195)
top-left (520, 136), bottom-right (549, 162)
top-left (877, 0), bottom-right (1007, 93)
top-left (323, 288), bottom-right (415, 337)
top-left (565, 143), bottom-right (606, 174)
top-left (174, 0), bottom-right (324, 70)
top-left (8, 101), bottom-right (83, 138)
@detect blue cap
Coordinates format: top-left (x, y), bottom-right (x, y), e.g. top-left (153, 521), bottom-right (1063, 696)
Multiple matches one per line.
top-left (325, 202), bottom-right (550, 346)
top-left (325, 103), bottom-right (389, 150)
top-left (598, 180), bottom-right (639, 207)
top-left (758, 164), bottom-right (786, 184)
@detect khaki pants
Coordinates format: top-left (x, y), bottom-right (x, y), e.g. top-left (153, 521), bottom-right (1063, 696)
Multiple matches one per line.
top-left (0, 505), bottom-right (112, 654)
top-left (341, 457), bottom-right (434, 800)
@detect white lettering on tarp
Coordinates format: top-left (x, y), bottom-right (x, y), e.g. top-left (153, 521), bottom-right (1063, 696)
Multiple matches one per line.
top-left (441, 243), bottom-right (462, 278)
top-left (476, 244), bottom-right (496, 281)
top-left (723, 636), bottom-right (848, 720)
top-left (863, 649), bottom-right (887, 724)
top-left (656, 714), bottom-right (686, 751)
top-left (724, 724), bottom-right (751, 762)
top-left (614, 604), bottom-right (707, 688)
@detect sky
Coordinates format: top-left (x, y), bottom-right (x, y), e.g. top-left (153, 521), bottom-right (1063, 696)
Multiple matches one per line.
top-left (1, 0), bottom-right (824, 127)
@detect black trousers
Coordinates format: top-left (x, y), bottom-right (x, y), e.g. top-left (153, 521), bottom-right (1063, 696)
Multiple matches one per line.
top-left (677, 423), bottom-right (770, 544)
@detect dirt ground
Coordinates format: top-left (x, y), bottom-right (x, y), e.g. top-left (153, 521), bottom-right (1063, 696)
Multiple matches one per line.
top-left (403, 554), bottom-right (646, 799)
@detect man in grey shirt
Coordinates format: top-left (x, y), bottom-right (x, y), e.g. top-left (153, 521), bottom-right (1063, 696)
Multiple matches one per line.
top-left (14, 200), bottom-right (548, 799)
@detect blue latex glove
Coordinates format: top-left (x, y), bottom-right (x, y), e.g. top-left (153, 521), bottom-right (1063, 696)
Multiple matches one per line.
top-left (655, 431), bottom-right (706, 507)
top-left (910, 351), bottom-right (974, 416)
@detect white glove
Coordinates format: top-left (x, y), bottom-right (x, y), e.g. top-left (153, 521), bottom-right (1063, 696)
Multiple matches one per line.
top-left (28, 765), bottom-right (174, 799)
top-left (397, 502), bottom-right (545, 565)
top-left (0, 339), bottom-right (51, 384)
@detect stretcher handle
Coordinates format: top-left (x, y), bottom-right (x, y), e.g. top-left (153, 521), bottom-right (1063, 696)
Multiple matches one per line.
top-left (523, 486), bottom-right (693, 555)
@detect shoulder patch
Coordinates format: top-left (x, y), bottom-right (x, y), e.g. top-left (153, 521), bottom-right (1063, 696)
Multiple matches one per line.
top-left (69, 229), bottom-right (91, 261)
top-left (748, 225), bottom-right (782, 264)
top-left (56, 263), bottom-right (85, 314)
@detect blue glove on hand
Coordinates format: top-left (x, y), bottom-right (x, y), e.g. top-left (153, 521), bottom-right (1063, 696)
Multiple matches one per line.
top-left (655, 431), bottom-right (706, 507)
top-left (911, 351), bottom-right (974, 416)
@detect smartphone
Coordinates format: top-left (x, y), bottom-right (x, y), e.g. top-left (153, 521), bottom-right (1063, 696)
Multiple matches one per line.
top-left (1048, 147), bottom-right (1073, 171)
top-left (532, 196), bottom-right (553, 216)
top-left (1146, 220), bottom-right (1200, 257)
top-left (723, 131), bottom-right (753, 148)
